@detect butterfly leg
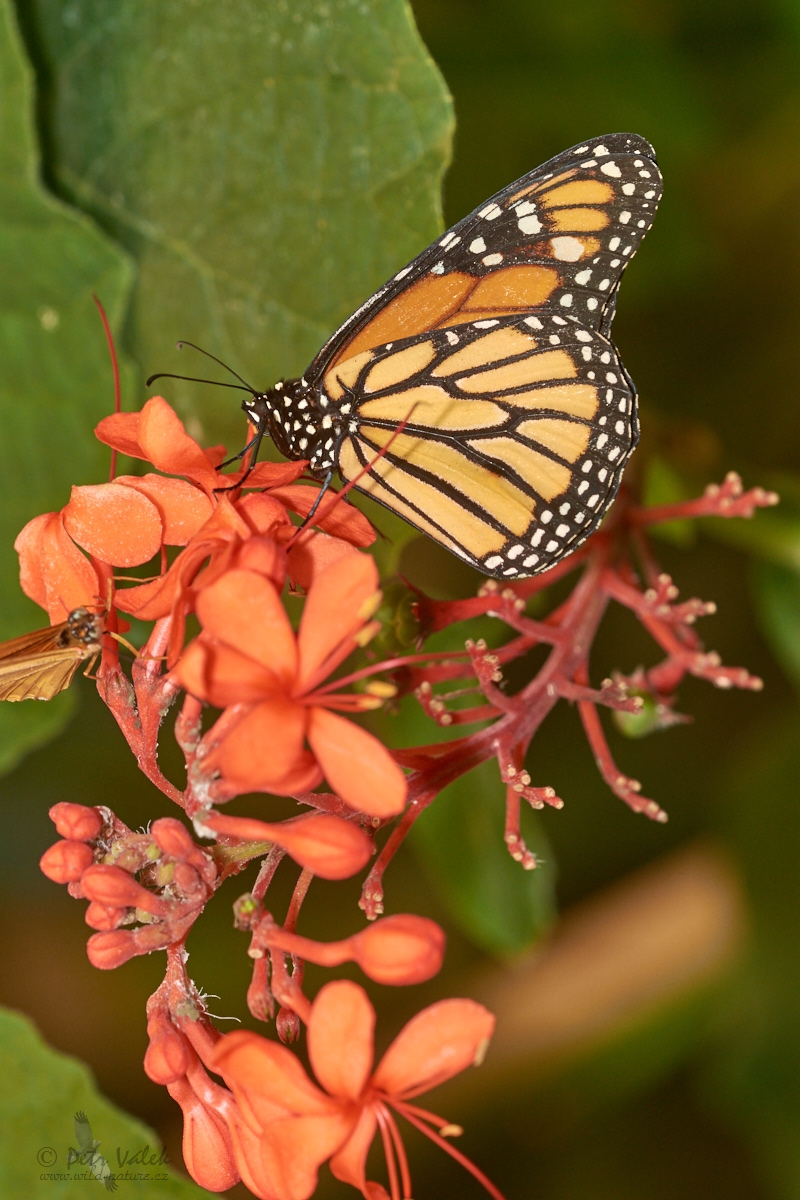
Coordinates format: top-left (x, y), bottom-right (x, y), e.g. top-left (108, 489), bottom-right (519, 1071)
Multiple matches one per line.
top-left (292, 470), bottom-right (334, 537)
top-left (214, 420), bottom-right (269, 492)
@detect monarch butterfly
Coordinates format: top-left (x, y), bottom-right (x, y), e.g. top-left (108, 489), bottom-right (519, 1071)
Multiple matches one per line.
top-left (0, 607), bottom-right (105, 701)
top-left (163, 134), bottom-right (663, 578)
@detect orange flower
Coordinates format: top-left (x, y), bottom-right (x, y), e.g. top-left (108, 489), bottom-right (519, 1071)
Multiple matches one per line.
top-left (176, 554), bottom-right (407, 818)
top-left (211, 980), bottom-right (500, 1200)
top-left (15, 394), bottom-right (375, 627)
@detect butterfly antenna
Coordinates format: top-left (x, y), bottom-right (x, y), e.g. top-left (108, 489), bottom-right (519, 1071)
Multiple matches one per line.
top-left (175, 341), bottom-right (258, 393)
top-left (145, 371), bottom-right (252, 393)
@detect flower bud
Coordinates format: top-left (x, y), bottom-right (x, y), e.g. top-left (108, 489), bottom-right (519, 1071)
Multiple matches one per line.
top-left (264, 913), bottom-right (445, 986)
top-left (87, 929), bottom-right (138, 970)
top-left (349, 915), bottom-right (445, 985)
top-left (204, 812), bottom-right (372, 881)
top-left (49, 802), bottom-right (103, 841)
top-left (173, 862), bottom-right (202, 894)
top-left (40, 840), bottom-right (94, 884)
top-left (167, 1077), bottom-right (239, 1192)
top-left (81, 864), bottom-right (171, 915)
top-left (85, 901), bottom-right (127, 931)
top-left (151, 817), bottom-right (197, 859)
top-left (145, 1028), bottom-right (192, 1084)
top-left (276, 1007), bottom-right (301, 1045)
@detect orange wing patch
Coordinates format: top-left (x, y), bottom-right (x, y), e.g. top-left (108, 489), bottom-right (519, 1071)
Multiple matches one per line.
top-left (540, 179), bottom-right (615, 208)
top-left (459, 266), bottom-right (559, 311)
top-left (330, 274), bottom-right (475, 366)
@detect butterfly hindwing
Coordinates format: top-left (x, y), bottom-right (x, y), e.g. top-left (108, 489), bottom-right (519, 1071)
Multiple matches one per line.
top-left (333, 312), bottom-right (637, 577)
top-left (307, 133), bottom-right (661, 379)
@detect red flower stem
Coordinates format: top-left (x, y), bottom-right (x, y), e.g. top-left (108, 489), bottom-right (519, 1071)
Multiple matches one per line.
top-left (92, 294), bottom-right (121, 482)
top-left (376, 1103), bottom-right (403, 1200)
top-left (391, 1101), bottom-right (507, 1200)
top-left (360, 792), bottom-right (437, 918)
top-left (268, 947), bottom-right (311, 1023)
top-left (284, 867), bottom-right (314, 933)
top-left (259, 927), bottom-right (348, 968)
top-left (252, 845), bottom-right (286, 902)
top-left (311, 649), bottom-right (472, 697)
top-left (577, 697), bottom-right (666, 821)
top-left (174, 693), bottom-right (203, 768)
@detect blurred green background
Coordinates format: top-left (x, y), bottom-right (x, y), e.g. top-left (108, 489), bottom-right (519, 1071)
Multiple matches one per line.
top-left (1, 0), bottom-right (800, 1197)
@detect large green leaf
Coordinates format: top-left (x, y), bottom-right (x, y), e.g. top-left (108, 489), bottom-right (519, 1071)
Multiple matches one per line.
top-left (411, 757), bottom-right (557, 958)
top-left (0, 1007), bottom-right (205, 1198)
top-left (0, 0), bottom-right (132, 772)
top-left (22, 0), bottom-right (454, 448)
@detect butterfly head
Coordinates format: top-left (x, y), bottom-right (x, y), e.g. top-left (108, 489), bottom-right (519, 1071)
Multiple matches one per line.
top-left (242, 378), bottom-right (342, 479)
top-left (59, 608), bottom-right (106, 651)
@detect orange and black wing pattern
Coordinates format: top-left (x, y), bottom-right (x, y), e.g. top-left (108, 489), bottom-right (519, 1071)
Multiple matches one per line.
top-left (330, 315), bottom-right (636, 576)
top-left (296, 134), bottom-right (661, 578)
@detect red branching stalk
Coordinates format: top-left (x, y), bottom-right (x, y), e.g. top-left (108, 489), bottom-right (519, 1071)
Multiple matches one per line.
top-left (30, 373), bottom-right (777, 1200)
top-left (356, 474), bottom-right (776, 916)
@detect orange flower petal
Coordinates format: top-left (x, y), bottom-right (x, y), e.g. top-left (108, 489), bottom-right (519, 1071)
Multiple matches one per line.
top-left (297, 554), bottom-right (379, 691)
top-left (14, 512), bottom-right (54, 610)
top-left (94, 411), bottom-right (144, 459)
top-left (288, 533), bottom-right (359, 592)
top-left (15, 511), bottom-right (101, 620)
top-left (213, 1029), bottom-right (337, 1122)
top-left (260, 1113), bottom-right (356, 1200)
top-left (224, 1105), bottom-right (283, 1200)
top-left (196, 568), bottom-right (297, 680)
top-left (115, 474), bottom-right (213, 545)
top-left (308, 981), bottom-right (375, 1102)
top-left (329, 1106), bottom-right (378, 1191)
top-left (246, 460), bottom-right (309, 488)
top-left (138, 396), bottom-right (218, 492)
top-left (232, 536), bottom-right (288, 590)
top-left (237, 492), bottom-right (294, 537)
top-left (372, 999), bottom-right (495, 1097)
top-left (177, 641), bottom-right (285, 707)
top-left (270, 485), bottom-right (376, 547)
top-left (63, 482), bottom-right (163, 566)
top-left (206, 698), bottom-right (321, 796)
top-left (307, 708), bottom-right (406, 817)
top-left (114, 573), bottom-right (177, 620)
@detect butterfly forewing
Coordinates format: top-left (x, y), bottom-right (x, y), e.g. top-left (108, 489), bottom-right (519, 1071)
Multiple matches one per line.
top-left (0, 608), bottom-right (105, 701)
top-left (308, 133), bottom-right (661, 376)
top-left (334, 313), bottom-right (637, 577)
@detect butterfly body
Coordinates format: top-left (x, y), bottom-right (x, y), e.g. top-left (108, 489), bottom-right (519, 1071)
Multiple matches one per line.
top-left (245, 133), bottom-right (662, 578)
